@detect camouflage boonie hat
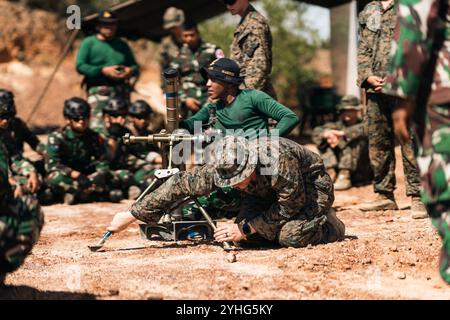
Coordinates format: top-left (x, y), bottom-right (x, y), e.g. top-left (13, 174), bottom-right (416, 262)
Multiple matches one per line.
top-left (337, 95), bottom-right (362, 111)
top-left (213, 136), bottom-right (258, 188)
top-left (163, 7), bottom-right (185, 30)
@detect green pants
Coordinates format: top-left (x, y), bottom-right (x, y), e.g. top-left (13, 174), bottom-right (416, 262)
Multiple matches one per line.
top-left (45, 170), bottom-right (109, 196)
top-left (0, 195), bottom-right (44, 273)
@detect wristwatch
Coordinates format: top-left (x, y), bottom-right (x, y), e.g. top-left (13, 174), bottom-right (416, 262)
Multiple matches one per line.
top-left (240, 220), bottom-right (253, 236)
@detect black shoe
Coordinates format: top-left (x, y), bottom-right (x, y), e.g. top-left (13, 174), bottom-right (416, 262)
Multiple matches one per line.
top-left (109, 189), bottom-right (124, 203)
top-left (64, 193), bottom-right (76, 205)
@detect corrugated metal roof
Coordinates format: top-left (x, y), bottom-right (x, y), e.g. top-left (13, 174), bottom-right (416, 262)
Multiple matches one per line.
top-left (82, 0), bottom-right (354, 41)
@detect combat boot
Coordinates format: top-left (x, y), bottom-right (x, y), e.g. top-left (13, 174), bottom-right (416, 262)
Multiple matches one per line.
top-left (64, 193), bottom-right (76, 205)
top-left (359, 192), bottom-right (398, 211)
top-left (109, 189), bottom-right (124, 203)
top-left (327, 168), bottom-right (337, 182)
top-left (323, 208), bottom-right (345, 242)
top-left (334, 169), bottom-right (352, 191)
top-left (411, 196), bottom-right (428, 219)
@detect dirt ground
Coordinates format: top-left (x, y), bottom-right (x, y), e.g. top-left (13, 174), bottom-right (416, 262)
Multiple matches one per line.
top-left (1, 146), bottom-right (450, 300)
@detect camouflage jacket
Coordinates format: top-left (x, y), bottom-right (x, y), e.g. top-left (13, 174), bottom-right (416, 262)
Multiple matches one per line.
top-left (311, 120), bottom-right (366, 151)
top-left (9, 117), bottom-right (44, 155)
top-left (170, 40), bottom-right (223, 105)
top-left (230, 5), bottom-right (273, 92)
top-left (0, 140), bottom-right (12, 210)
top-left (0, 127), bottom-right (36, 177)
top-left (131, 137), bottom-right (333, 241)
top-left (384, 0), bottom-right (450, 105)
top-left (357, 1), bottom-right (396, 91)
top-left (45, 126), bottom-right (109, 175)
top-left (160, 35), bottom-right (184, 74)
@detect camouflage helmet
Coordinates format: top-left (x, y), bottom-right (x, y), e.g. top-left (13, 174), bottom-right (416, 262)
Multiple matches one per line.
top-left (63, 97), bottom-right (91, 119)
top-left (129, 100), bottom-right (153, 118)
top-left (0, 89), bottom-right (16, 115)
top-left (0, 96), bottom-right (14, 118)
top-left (213, 135), bottom-right (258, 188)
top-left (163, 7), bottom-right (185, 30)
top-left (337, 95), bottom-right (362, 111)
top-left (103, 97), bottom-right (128, 116)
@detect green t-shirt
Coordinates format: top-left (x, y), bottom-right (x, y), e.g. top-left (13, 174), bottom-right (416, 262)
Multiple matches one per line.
top-left (181, 89), bottom-right (299, 137)
top-left (76, 35), bottom-right (140, 87)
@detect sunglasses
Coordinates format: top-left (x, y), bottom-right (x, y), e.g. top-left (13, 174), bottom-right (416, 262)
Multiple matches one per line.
top-left (223, 0), bottom-right (237, 6)
top-left (70, 117), bottom-right (88, 122)
top-left (0, 114), bottom-right (12, 120)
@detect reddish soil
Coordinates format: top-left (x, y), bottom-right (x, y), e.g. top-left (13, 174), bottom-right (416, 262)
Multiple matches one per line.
top-left (1, 146), bottom-right (449, 300)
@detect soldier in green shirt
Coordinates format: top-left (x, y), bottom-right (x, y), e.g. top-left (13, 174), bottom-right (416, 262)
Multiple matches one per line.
top-left (160, 7), bottom-right (185, 75)
top-left (181, 58), bottom-right (299, 137)
top-left (76, 10), bottom-right (140, 135)
top-left (170, 18), bottom-right (224, 118)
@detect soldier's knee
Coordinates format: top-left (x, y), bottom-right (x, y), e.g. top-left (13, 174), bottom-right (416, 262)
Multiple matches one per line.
top-left (278, 219), bottom-right (324, 248)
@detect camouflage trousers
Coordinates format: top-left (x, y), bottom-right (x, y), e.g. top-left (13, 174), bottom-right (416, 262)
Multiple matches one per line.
top-left (0, 195), bottom-right (44, 274)
top-left (366, 93), bottom-right (421, 196)
top-left (45, 170), bottom-right (109, 197)
top-left (416, 102), bottom-right (450, 284)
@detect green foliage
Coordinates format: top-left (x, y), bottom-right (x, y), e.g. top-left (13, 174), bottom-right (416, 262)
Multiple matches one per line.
top-left (199, 0), bottom-right (320, 105)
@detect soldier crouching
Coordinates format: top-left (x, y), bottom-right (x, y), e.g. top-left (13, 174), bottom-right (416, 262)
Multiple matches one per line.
top-left (107, 135), bottom-right (345, 248)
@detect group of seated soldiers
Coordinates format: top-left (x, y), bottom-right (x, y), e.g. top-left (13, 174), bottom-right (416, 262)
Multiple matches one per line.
top-left (0, 89), bottom-right (162, 206)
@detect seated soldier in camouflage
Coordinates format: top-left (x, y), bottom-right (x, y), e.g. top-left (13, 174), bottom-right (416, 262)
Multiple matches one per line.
top-left (312, 95), bottom-right (372, 191)
top-left (108, 135), bottom-right (345, 249)
top-left (45, 97), bottom-right (116, 205)
top-left (0, 96), bottom-right (42, 200)
top-left (170, 18), bottom-right (224, 118)
top-left (0, 139), bottom-right (44, 285)
top-left (127, 100), bottom-right (162, 188)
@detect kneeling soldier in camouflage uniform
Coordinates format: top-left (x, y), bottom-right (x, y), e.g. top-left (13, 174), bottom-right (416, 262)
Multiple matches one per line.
top-left (108, 136), bottom-right (345, 248)
top-left (45, 97), bottom-right (114, 205)
top-left (0, 139), bottom-right (44, 285)
top-left (312, 95), bottom-right (372, 191)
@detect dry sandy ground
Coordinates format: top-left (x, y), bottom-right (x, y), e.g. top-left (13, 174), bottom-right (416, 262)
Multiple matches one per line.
top-left (1, 146), bottom-right (450, 300)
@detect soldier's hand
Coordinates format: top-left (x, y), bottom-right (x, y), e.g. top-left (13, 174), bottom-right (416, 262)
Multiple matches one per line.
top-left (185, 98), bottom-right (201, 112)
top-left (367, 76), bottom-right (385, 91)
top-left (102, 65), bottom-right (122, 80)
top-left (70, 170), bottom-right (81, 179)
top-left (392, 101), bottom-right (413, 144)
top-left (215, 223), bottom-right (246, 242)
top-left (107, 211), bottom-right (137, 233)
top-left (116, 66), bottom-right (133, 79)
top-left (13, 184), bottom-right (23, 199)
top-left (27, 172), bottom-right (40, 193)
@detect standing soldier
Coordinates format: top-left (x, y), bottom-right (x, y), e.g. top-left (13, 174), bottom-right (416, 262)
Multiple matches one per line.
top-left (0, 139), bottom-right (44, 286)
top-left (160, 7), bottom-right (185, 74)
top-left (384, 0), bottom-right (450, 284)
top-left (170, 18), bottom-right (224, 118)
top-left (223, 0), bottom-right (276, 98)
top-left (357, 0), bottom-right (427, 218)
top-left (76, 10), bottom-right (140, 134)
top-left (312, 95), bottom-right (371, 191)
top-left (44, 98), bottom-right (115, 205)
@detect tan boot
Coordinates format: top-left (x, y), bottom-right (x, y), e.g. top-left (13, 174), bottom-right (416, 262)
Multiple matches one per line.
top-left (359, 192), bottom-right (399, 211)
top-left (334, 169), bottom-right (352, 191)
top-left (327, 168), bottom-right (337, 183)
top-left (324, 208), bottom-right (346, 242)
top-left (411, 196), bottom-right (428, 219)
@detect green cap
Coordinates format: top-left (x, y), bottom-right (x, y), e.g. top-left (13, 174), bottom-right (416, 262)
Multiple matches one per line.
top-left (337, 95), bottom-right (362, 111)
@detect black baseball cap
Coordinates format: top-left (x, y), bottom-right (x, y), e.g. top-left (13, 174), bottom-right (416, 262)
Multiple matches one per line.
top-left (200, 58), bottom-right (243, 85)
top-left (97, 10), bottom-right (119, 24)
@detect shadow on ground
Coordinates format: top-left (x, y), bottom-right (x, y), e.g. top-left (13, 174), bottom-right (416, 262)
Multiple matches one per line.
top-left (0, 285), bottom-right (96, 300)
